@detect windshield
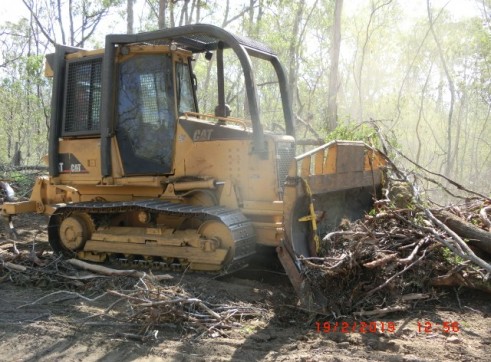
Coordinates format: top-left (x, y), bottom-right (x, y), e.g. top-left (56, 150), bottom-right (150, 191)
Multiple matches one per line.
top-left (176, 60), bottom-right (196, 114)
top-left (116, 54), bottom-right (175, 175)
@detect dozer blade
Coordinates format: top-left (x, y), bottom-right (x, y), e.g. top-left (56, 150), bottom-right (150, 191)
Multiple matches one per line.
top-left (278, 141), bottom-right (386, 311)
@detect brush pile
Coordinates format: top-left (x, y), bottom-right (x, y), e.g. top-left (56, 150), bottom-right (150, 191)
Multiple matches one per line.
top-left (301, 196), bottom-right (491, 316)
top-left (300, 127), bottom-right (491, 316)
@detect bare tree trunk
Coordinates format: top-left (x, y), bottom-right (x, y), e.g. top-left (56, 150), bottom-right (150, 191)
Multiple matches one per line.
top-left (356, 0), bottom-right (393, 124)
top-left (454, 92), bottom-right (465, 181)
top-left (127, 0), bottom-right (134, 34)
top-left (159, 0), bottom-right (167, 29)
top-left (288, 1), bottom-right (319, 114)
top-left (57, 0), bottom-right (67, 44)
top-left (7, 130), bottom-right (12, 159)
top-left (393, 5), bottom-right (447, 129)
top-left (287, 1), bottom-right (305, 111)
top-left (178, 0), bottom-right (189, 26)
top-left (12, 143), bottom-right (21, 166)
top-left (189, 0), bottom-right (196, 24)
top-left (415, 62), bottom-right (433, 164)
top-left (427, 0), bottom-right (455, 178)
top-left (256, 0), bottom-right (263, 36)
top-left (327, 0), bottom-right (343, 131)
top-left (196, 0), bottom-right (201, 22)
top-left (170, 1), bottom-right (175, 28)
top-left (248, 0), bottom-right (255, 33)
top-left (80, 0), bottom-right (86, 47)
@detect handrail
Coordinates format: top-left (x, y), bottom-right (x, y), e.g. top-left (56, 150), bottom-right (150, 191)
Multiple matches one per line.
top-left (183, 112), bottom-right (251, 131)
top-left (295, 140), bottom-right (365, 161)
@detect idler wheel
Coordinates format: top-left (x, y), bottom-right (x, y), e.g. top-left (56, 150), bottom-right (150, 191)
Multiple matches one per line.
top-left (59, 214), bottom-right (93, 251)
top-left (198, 220), bottom-right (235, 265)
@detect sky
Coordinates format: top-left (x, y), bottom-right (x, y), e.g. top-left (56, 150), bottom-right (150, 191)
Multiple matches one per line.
top-left (345, 0), bottom-right (481, 20)
top-left (0, 0), bottom-right (29, 24)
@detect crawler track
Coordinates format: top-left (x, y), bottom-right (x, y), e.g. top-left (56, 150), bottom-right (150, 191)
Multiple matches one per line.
top-left (48, 200), bottom-right (257, 272)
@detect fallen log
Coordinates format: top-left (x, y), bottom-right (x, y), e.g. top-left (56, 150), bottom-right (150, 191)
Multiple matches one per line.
top-left (480, 206), bottom-right (491, 231)
top-left (433, 210), bottom-right (491, 255)
top-left (2, 261), bottom-right (27, 272)
top-left (431, 273), bottom-right (491, 294)
top-left (66, 259), bottom-right (173, 281)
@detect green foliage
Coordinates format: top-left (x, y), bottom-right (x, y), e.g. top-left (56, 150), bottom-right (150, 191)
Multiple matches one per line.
top-left (0, 0), bottom-right (489, 199)
top-left (0, 18), bottom-right (50, 166)
top-left (7, 171), bottom-right (36, 196)
top-left (441, 247), bottom-right (466, 266)
top-left (325, 122), bottom-right (376, 143)
top-left (25, 55), bottom-right (44, 78)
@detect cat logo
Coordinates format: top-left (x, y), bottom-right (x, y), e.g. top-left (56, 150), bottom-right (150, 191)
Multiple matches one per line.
top-left (193, 128), bottom-right (214, 141)
top-left (57, 153), bottom-right (88, 173)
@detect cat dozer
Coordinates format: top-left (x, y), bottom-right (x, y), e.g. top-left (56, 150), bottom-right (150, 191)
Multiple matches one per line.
top-left (1, 24), bottom-right (385, 308)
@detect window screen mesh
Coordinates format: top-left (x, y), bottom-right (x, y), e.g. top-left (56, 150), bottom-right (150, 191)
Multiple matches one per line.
top-left (64, 58), bottom-right (102, 133)
top-left (139, 73), bottom-right (164, 126)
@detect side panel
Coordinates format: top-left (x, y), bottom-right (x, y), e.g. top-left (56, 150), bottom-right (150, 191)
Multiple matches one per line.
top-left (174, 118), bottom-right (279, 202)
top-left (57, 138), bottom-right (102, 182)
top-left (173, 118), bottom-right (291, 246)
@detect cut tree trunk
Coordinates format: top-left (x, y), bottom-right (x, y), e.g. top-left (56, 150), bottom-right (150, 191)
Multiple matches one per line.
top-left (433, 210), bottom-right (491, 255)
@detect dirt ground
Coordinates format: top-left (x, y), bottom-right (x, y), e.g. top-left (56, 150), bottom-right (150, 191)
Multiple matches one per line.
top-left (1, 214), bottom-right (490, 362)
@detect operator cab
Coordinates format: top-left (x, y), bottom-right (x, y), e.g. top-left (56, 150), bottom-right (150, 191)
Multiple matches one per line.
top-left (56, 45), bottom-right (198, 176)
top-left (115, 47), bottom-right (197, 175)
top-left (46, 25), bottom-right (295, 180)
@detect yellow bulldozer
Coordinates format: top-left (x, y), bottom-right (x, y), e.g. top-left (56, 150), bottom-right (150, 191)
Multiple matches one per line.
top-left (1, 24), bottom-right (385, 308)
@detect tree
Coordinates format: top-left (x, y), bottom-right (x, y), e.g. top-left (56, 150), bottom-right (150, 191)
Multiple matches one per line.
top-left (354, 0), bottom-right (393, 123)
top-left (427, 0), bottom-right (455, 178)
top-left (327, 0), bottom-right (343, 131)
top-left (0, 0), bottom-right (489, 198)
top-left (21, 0), bottom-right (122, 47)
top-left (127, 0), bottom-right (135, 34)
top-left (0, 19), bottom-right (50, 165)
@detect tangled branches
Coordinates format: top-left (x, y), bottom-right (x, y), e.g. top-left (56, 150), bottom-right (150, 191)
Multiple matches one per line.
top-left (1, 242), bottom-right (269, 338)
top-left (103, 277), bottom-right (269, 337)
top-left (300, 121), bottom-right (491, 317)
top-left (302, 201), bottom-right (491, 317)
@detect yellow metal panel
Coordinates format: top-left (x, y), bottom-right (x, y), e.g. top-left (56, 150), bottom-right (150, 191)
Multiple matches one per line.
top-left (314, 150), bottom-right (324, 175)
top-left (116, 45), bottom-right (192, 63)
top-left (65, 49), bottom-right (105, 60)
top-left (323, 144), bottom-right (337, 174)
top-left (111, 137), bottom-right (124, 179)
top-left (364, 149), bottom-right (386, 171)
top-left (300, 157), bottom-right (311, 177)
top-left (1, 201), bottom-right (37, 215)
top-left (79, 194), bottom-right (133, 202)
top-left (253, 225), bottom-right (282, 247)
top-left (84, 240), bottom-right (228, 265)
top-left (173, 119), bottom-right (280, 205)
top-left (44, 61), bottom-right (54, 77)
top-left (91, 227), bottom-right (187, 246)
top-left (242, 200), bottom-right (283, 213)
top-left (58, 138), bottom-right (101, 182)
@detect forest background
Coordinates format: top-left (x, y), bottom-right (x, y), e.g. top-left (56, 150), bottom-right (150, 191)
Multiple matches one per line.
top-left (0, 0), bottom-right (490, 198)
